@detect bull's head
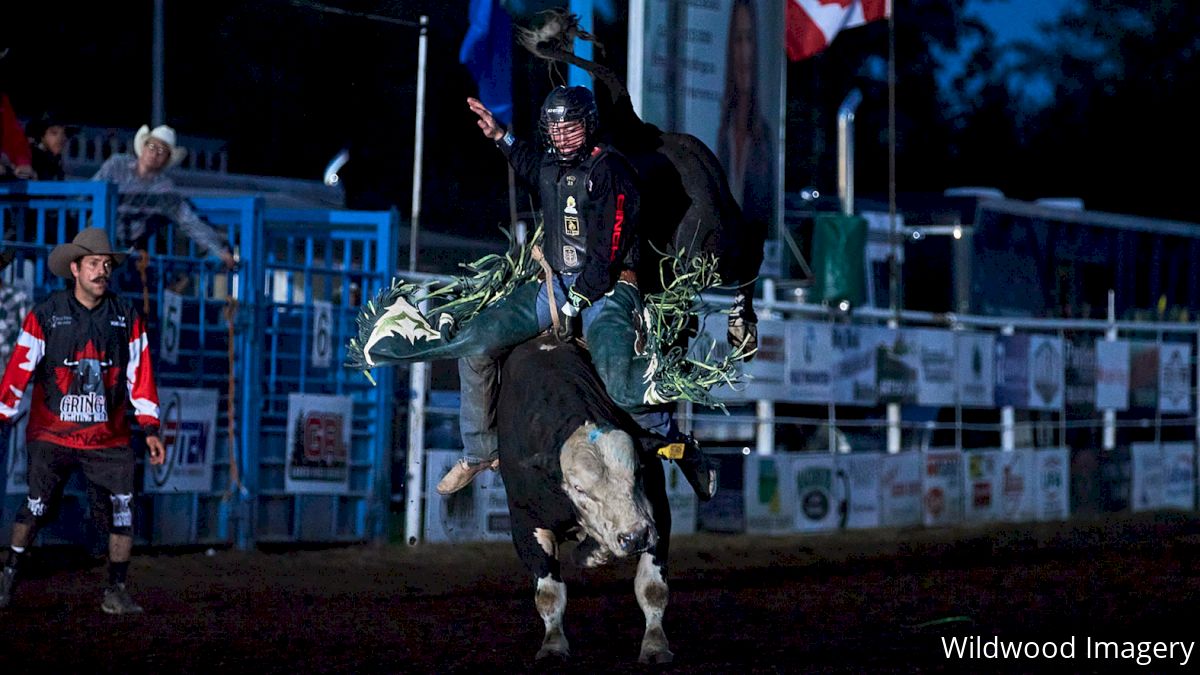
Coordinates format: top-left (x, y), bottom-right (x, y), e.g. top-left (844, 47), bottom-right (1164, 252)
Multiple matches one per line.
top-left (559, 422), bottom-right (657, 558)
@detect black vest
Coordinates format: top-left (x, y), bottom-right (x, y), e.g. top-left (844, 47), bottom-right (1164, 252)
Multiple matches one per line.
top-left (538, 147), bottom-right (610, 273)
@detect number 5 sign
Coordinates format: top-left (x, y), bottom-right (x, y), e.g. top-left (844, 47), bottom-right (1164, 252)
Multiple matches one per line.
top-left (311, 300), bottom-right (333, 369)
top-left (160, 290), bottom-right (182, 365)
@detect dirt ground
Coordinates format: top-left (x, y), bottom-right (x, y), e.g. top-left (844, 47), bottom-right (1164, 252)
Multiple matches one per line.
top-left (2, 512), bottom-right (1199, 674)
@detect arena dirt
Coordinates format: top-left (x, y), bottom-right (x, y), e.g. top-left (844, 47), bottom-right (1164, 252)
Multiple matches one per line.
top-left (2, 512), bottom-right (1198, 673)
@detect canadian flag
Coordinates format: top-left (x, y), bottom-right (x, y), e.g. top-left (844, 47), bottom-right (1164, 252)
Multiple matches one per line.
top-left (787, 0), bottom-right (891, 61)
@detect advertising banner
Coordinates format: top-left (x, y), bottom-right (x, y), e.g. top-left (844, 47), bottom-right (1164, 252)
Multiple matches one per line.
top-left (1094, 340), bottom-right (1130, 411)
top-left (879, 452), bottom-right (922, 527)
top-left (1161, 442), bottom-right (1196, 511)
top-left (143, 388), bottom-right (219, 494)
top-left (996, 449), bottom-right (1036, 523)
top-left (994, 334), bottom-right (1030, 408)
top-left (787, 321), bottom-right (833, 404)
top-left (922, 450), bottom-right (964, 527)
top-left (640, 0), bottom-right (785, 272)
top-left (744, 454), bottom-right (797, 533)
top-left (837, 453), bottom-right (883, 530)
top-left (1157, 343), bottom-right (1191, 414)
top-left (424, 449), bottom-right (485, 543)
top-left (1036, 448), bottom-right (1070, 521)
top-left (876, 329), bottom-right (920, 405)
top-left (956, 332), bottom-right (995, 407)
top-left (964, 449), bottom-right (1000, 523)
top-left (831, 324), bottom-right (885, 406)
top-left (1128, 342), bottom-right (1158, 410)
top-left (710, 315), bottom-right (789, 402)
top-left (284, 393), bottom-right (353, 494)
top-left (1064, 335), bottom-right (1096, 413)
top-left (791, 453), bottom-right (839, 533)
top-left (914, 329), bottom-right (956, 407)
top-left (1027, 334), bottom-right (1064, 410)
top-left (1130, 442), bottom-right (1165, 512)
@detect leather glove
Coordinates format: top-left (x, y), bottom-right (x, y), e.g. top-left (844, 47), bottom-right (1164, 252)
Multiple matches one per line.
top-left (727, 292), bottom-right (759, 358)
top-left (437, 313), bottom-right (457, 341)
top-left (555, 311), bottom-right (579, 343)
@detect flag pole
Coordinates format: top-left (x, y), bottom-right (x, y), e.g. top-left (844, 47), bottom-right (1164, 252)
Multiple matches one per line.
top-left (886, 0), bottom-right (898, 324)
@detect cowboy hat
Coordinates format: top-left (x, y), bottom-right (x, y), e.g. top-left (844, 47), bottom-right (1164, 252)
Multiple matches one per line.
top-left (25, 111), bottom-right (79, 142)
top-left (133, 124), bottom-right (188, 169)
top-left (48, 228), bottom-right (126, 279)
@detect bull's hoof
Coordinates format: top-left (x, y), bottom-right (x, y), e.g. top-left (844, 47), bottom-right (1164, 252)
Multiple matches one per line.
top-left (535, 644), bottom-right (570, 662)
top-left (638, 647), bottom-right (674, 664)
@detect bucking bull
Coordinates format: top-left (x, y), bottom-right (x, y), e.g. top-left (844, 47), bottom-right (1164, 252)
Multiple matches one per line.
top-left (497, 335), bottom-right (673, 664)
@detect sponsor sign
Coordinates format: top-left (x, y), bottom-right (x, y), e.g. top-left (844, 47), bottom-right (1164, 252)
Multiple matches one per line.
top-left (1161, 442), bottom-right (1195, 511)
top-left (963, 449), bottom-right (999, 523)
top-left (424, 449), bottom-right (484, 543)
top-left (1036, 448), bottom-right (1071, 521)
top-left (1027, 334), bottom-right (1064, 410)
top-left (1094, 340), bottom-right (1130, 411)
top-left (744, 454), bottom-right (797, 534)
top-left (143, 388), bottom-right (219, 494)
top-left (879, 452), bottom-right (922, 527)
top-left (994, 334), bottom-right (1030, 408)
top-left (914, 329), bottom-right (956, 407)
top-left (837, 453), bottom-right (883, 529)
top-left (1130, 442), bottom-right (1165, 512)
top-left (922, 450), bottom-right (964, 527)
top-left (831, 324), bottom-right (885, 406)
top-left (996, 449), bottom-right (1035, 523)
top-left (1157, 343), bottom-right (1191, 414)
top-left (956, 332), bottom-right (995, 407)
top-left (708, 316), bottom-right (789, 402)
top-left (791, 454), bottom-right (839, 533)
top-left (1064, 335), bottom-right (1096, 413)
top-left (284, 393), bottom-right (353, 494)
top-left (876, 329), bottom-right (920, 405)
top-left (787, 321), bottom-right (833, 403)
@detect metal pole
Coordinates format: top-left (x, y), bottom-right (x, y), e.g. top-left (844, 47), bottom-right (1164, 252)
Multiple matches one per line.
top-left (1103, 289), bottom-right (1116, 451)
top-left (408, 15), bottom-right (429, 272)
top-left (755, 279), bottom-right (776, 456)
top-left (626, 0), bottom-right (645, 116)
top-left (836, 89), bottom-right (862, 217)
top-left (1001, 324), bottom-right (1015, 451)
top-left (404, 287), bottom-right (432, 545)
top-left (152, 0), bottom-right (165, 126)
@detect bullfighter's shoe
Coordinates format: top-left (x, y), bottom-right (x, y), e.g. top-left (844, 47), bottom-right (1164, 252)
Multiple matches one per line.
top-left (658, 435), bottom-right (718, 501)
top-left (436, 457), bottom-right (500, 495)
top-left (102, 583), bottom-right (144, 615)
top-left (0, 565), bottom-right (16, 609)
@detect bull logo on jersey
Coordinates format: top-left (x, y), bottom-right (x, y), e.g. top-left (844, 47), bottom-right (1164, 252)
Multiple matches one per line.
top-left (55, 340), bottom-right (115, 423)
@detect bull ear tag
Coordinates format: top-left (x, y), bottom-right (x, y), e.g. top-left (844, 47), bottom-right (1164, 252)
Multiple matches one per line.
top-left (657, 443), bottom-right (686, 460)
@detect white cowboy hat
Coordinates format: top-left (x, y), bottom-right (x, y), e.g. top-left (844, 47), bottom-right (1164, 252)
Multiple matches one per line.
top-left (134, 124), bottom-right (188, 169)
top-left (48, 228), bottom-right (127, 279)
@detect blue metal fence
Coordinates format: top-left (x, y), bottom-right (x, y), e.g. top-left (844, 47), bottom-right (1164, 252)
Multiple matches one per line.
top-left (0, 182), bottom-right (396, 549)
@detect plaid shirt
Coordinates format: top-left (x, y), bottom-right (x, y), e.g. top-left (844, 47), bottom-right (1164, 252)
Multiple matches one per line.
top-left (92, 154), bottom-right (227, 256)
top-left (0, 283), bottom-right (31, 366)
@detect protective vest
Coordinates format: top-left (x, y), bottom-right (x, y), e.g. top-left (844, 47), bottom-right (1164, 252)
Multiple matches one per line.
top-left (538, 146), bottom-right (610, 273)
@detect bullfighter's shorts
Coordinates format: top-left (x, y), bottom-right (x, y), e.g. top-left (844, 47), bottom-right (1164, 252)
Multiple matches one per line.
top-left (15, 441), bottom-right (137, 536)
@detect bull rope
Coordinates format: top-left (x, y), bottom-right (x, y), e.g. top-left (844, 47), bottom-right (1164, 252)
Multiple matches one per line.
top-left (222, 296), bottom-right (244, 499)
top-left (530, 244), bottom-right (560, 332)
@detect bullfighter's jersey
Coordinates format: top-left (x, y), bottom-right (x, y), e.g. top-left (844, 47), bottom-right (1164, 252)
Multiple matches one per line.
top-left (0, 289), bottom-right (160, 449)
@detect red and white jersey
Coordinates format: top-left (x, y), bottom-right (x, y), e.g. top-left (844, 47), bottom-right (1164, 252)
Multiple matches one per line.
top-left (0, 289), bottom-right (160, 449)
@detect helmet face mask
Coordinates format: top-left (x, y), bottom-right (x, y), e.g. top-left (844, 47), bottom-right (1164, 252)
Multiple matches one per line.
top-left (539, 86), bottom-right (598, 164)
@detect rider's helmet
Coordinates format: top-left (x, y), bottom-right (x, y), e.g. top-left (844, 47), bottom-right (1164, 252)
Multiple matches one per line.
top-left (539, 86), bottom-right (599, 164)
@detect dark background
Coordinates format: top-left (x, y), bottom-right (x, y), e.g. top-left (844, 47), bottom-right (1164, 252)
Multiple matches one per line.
top-left (3, 0), bottom-right (1197, 242)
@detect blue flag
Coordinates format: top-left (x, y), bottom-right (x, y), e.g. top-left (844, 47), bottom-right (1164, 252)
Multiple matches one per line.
top-left (459, 0), bottom-right (513, 127)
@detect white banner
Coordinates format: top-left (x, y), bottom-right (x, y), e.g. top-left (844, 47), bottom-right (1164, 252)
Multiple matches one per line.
top-left (1027, 334), bottom-right (1065, 410)
top-left (1131, 442), bottom-right (1165, 512)
top-left (964, 449), bottom-right (1000, 523)
top-left (311, 300), bottom-right (334, 369)
top-left (787, 321), bottom-right (833, 404)
top-left (791, 454), bottom-right (839, 533)
top-left (914, 329), bottom-right (957, 407)
top-left (744, 454), bottom-right (797, 534)
top-left (710, 316), bottom-right (789, 402)
top-left (1035, 448), bottom-right (1070, 521)
top-left (838, 453), bottom-right (883, 530)
top-left (1158, 343), bottom-right (1191, 414)
top-left (1094, 340), bottom-right (1130, 411)
top-left (159, 290), bottom-right (182, 366)
top-left (143, 388), bottom-right (219, 494)
top-left (879, 452), bottom-right (922, 527)
top-left (831, 324), bottom-right (884, 406)
top-left (424, 449), bottom-right (485, 543)
top-left (284, 393), bottom-right (353, 494)
top-left (956, 333), bottom-right (995, 407)
top-left (922, 450), bottom-right (964, 527)
top-left (996, 449), bottom-right (1036, 523)
top-left (1161, 442), bottom-right (1196, 511)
